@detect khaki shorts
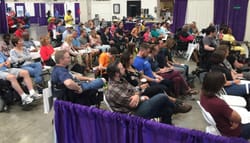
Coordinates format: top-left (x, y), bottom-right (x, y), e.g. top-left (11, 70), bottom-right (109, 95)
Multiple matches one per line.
top-left (0, 68), bottom-right (23, 80)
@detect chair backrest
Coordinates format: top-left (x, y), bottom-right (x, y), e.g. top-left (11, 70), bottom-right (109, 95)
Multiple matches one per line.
top-left (197, 101), bottom-right (221, 135)
top-left (103, 94), bottom-right (113, 112)
top-left (197, 101), bottom-right (217, 126)
top-left (217, 88), bottom-right (247, 107)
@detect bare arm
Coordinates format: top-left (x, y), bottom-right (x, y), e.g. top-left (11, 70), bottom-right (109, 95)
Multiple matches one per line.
top-left (204, 44), bottom-right (215, 51)
top-left (64, 79), bottom-right (82, 92)
top-left (229, 110), bottom-right (241, 130)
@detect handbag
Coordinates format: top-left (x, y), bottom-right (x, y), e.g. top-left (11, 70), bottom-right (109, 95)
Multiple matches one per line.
top-left (44, 57), bottom-right (56, 66)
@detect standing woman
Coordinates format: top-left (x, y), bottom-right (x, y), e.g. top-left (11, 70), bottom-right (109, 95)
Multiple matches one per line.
top-left (40, 35), bottom-right (56, 66)
top-left (10, 36), bottom-right (43, 85)
top-left (200, 72), bottom-right (250, 139)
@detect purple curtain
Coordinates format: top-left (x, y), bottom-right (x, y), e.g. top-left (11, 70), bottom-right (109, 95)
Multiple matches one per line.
top-left (228, 0), bottom-right (248, 41)
top-left (14, 3), bottom-right (25, 17)
top-left (32, 3), bottom-right (46, 25)
top-left (74, 3), bottom-right (80, 24)
top-left (214, 0), bottom-right (248, 41)
top-left (54, 3), bottom-right (65, 18)
top-left (39, 3), bottom-right (47, 26)
top-left (214, 0), bottom-right (230, 25)
top-left (171, 0), bottom-right (188, 33)
top-left (29, 3), bottom-right (40, 24)
top-left (0, 0), bottom-right (8, 33)
top-left (54, 100), bottom-right (248, 143)
top-left (124, 22), bottom-right (136, 31)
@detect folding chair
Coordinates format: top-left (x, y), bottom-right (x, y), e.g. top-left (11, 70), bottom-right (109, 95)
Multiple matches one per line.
top-left (197, 101), bottom-right (221, 135)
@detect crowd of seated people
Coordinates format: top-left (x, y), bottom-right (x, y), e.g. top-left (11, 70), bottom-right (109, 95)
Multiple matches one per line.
top-left (3, 16), bottom-right (250, 139)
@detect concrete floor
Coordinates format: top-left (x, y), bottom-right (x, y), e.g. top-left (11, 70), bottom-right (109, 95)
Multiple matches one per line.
top-left (0, 25), bottom-right (207, 143)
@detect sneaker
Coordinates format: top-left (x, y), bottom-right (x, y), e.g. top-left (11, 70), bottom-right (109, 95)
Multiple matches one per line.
top-left (174, 100), bottom-right (192, 114)
top-left (30, 93), bottom-right (42, 100)
top-left (22, 95), bottom-right (34, 105)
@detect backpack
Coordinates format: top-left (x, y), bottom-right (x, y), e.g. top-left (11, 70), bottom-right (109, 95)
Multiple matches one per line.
top-left (0, 79), bottom-right (23, 112)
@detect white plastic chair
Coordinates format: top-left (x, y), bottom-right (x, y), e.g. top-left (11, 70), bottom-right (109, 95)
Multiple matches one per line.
top-left (217, 88), bottom-right (247, 107)
top-left (197, 101), bottom-right (221, 135)
top-left (103, 94), bottom-right (113, 112)
top-left (230, 106), bottom-right (250, 124)
top-left (185, 41), bottom-right (199, 61)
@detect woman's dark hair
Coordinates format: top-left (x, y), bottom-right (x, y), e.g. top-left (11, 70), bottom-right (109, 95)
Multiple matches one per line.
top-left (205, 26), bottom-right (216, 35)
top-left (202, 72), bottom-right (226, 96)
top-left (220, 24), bottom-right (228, 33)
top-left (3, 33), bottom-right (11, 40)
top-left (120, 50), bottom-right (132, 68)
top-left (216, 45), bottom-right (229, 53)
top-left (209, 50), bottom-right (226, 65)
top-left (107, 60), bottom-right (121, 80)
top-left (11, 36), bottom-right (20, 46)
top-left (222, 26), bottom-right (229, 34)
top-left (109, 47), bottom-right (118, 55)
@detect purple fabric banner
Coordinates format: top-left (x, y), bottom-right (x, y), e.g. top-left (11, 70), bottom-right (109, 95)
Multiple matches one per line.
top-left (171, 0), bottom-right (188, 33)
top-left (0, 0), bottom-right (8, 33)
top-left (214, 0), bottom-right (229, 25)
top-left (228, 0), bottom-right (248, 41)
top-left (39, 3), bottom-right (47, 26)
top-left (74, 3), bottom-right (80, 24)
top-left (53, 3), bottom-right (64, 18)
top-left (214, 0), bottom-right (248, 41)
top-left (14, 3), bottom-right (25, 18)
top-left (54, 100), bottom-right (248, 143)
top-left (30, 3), bottom-right (40, 24)
top-left (32, 3), bottom-right (46, 25)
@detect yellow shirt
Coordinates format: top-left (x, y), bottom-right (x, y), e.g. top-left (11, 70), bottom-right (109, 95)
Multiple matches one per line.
top-left (222, 34), bottom-right (235, 43)
top-left (64, 14), bottom-right (73, 25)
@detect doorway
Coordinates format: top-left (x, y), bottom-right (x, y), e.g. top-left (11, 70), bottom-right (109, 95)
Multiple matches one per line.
top-left (127, 1), bottom-right (141, 18)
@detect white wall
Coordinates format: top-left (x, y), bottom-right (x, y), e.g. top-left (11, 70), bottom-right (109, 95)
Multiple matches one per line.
top-left (80, 0), bottom-right (88, 22)
top-left (6, 2), bottom-right (15, 12)
top-left (185, 0), bottom-right (214, 31)
top-left (91, 1), bottom-right (112, 21)
top-left (91, 0), bottom-right (127, 21)
top-left (141, 0), bottom-right (157, 18)
top-left (111, 0), bottom-right (127, 19)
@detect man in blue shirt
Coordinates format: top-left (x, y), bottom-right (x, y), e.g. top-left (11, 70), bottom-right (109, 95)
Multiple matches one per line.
top-left (51, 50), bottom-right (105, 105)
top-left (133, 43), bottom-right (173, 93)
top-left (0, 52), bottom-right (41, 105)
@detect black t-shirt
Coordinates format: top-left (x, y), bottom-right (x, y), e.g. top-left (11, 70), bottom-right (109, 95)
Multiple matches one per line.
top-left (211, 63), bottom-right (233, 80)
top-left (227, 55), bottom-right (236, 69)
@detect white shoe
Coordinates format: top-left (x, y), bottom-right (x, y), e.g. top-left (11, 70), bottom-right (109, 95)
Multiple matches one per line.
top-left (22, 95), bottom-right (34, 105)
top-left (30, 93), bottom-right (42, 100)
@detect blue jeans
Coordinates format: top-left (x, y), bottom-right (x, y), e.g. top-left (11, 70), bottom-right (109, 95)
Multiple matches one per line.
top-left (173, 64), bottom-right (189, 79)
top-left (224, 84), bottom-right (247, 97)
top-left (81, 78), bottom-right (104, 90)
top-left (22, 62), bottom-right (42, 83)
top-left (134, 93), bottom-right (175, 124)
top-left (241, 123), bottom-right (250, 139)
